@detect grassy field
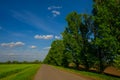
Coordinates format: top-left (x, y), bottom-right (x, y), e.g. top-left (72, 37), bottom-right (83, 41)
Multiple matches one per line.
top-left (53, 66), bottom-right (120, 80)
top-left (0, 64), bottom-right (40, 80)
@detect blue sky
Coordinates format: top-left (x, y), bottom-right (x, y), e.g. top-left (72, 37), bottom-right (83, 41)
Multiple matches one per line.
top-left (0, 0), bottom-right (93, 62)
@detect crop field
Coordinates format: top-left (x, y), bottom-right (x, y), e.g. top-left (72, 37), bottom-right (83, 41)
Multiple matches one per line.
top-left (0, 64), bottom-right (40, 80)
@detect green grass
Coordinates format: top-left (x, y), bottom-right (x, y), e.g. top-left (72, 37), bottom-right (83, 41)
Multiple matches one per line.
top-left (0, 64), bottom-right (40, 80)
top-left (53, 66), bottom-right (120, 80)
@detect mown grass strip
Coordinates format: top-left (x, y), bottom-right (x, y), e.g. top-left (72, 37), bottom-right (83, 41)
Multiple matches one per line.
top-left (0, 64), bottom-right (40, 80)
top-left (53, 66), bottom-right (120, 80)
top-left (11, 64), bottom-right (40, 80)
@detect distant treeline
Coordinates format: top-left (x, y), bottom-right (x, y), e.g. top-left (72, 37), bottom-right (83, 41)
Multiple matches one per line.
top-left (44, 0), bottom-right (120, 73)
top-left (0, 60), bottom-right (42, 64)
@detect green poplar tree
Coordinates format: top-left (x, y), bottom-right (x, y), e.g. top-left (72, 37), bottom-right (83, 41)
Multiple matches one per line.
top-left (62, 12), bottom-right (91, 70)
top-left (44, 40), bottom-right (65, 66)
top-left (92, 0), bottom-right (119, 72)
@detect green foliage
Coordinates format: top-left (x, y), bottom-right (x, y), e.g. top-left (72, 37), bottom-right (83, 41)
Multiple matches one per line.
top-left (114, 55), bottom-right (120, 69)
top-left (92, 0), bottom-right (120, 72)
top-left (44, 40), bottom-right (65, 66)
top-left (62, 12), bottom-right (95, 70)
top-left (62, 12), bottom-right (82, 68)
top-left (0, 60), bottom-right (41, 64)
top-left (44, 0), bottom-right (120, 74)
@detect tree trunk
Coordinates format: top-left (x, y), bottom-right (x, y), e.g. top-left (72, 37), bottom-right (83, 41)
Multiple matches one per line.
top-left (83, 40), bottom-right (89, 71)
top-left (75, 61), bottom-right (79, 70)
top-left (82, 52), bottom-right (89, 70)
top-left (98, 47), bottom-right (104, 73)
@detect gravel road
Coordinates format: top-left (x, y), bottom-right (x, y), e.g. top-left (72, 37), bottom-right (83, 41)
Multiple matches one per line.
top-left (34, 64), bottom-right (94, 80)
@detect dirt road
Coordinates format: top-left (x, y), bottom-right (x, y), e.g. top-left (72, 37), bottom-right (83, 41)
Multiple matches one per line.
top-left (34, 64), bottom-right (93, 80)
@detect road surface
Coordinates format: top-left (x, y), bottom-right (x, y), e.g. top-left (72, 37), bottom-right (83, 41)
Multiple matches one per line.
top-left (34, 64), bottom-right (94, 80)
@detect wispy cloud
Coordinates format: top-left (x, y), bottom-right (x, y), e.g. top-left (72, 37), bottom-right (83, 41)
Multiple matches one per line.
top-left (30, 45), bottom-right (37, 49)
top-left (1, 42), bottom-right (25, 48)
top-left (43, 46), bottom-right (51, 50)
top-left (12, 32), bottom-right (26, 37)
top-left (8, 53), bottom-right (16, 56)
top-left (48, 6), bottom-right (62, 17)
top-left (0, 26), bottom-right (26, 37)
top-left (11, 10), bottom-right (53, 33)
top-left (48, 6), bottom-right (62, 10)
top-left (34, 34), bottom-right (61, 40)
top-left (55, 35), bottom-right (61, 39)
top-left (34, 34), bottom-right (53, 40)
top-left (52, 10), bottom-right (60, 17)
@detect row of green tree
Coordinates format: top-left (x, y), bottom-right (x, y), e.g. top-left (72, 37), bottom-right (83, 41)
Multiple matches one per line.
top-left (44, 0), bottom-right (120, 72)
top-left (0, 60), bottom-right (41, 64)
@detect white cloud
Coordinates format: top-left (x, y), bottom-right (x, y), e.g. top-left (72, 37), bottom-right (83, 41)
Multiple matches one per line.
top-left (34, 35), bottom-right (53, 40)
top-left (30, 45), bottom-right (37, 49)
top-left (55, 36), bottom-right (61, 39)
top-left (43, 47), bottom-right (51, 50)
top-left (52, 10), bottom-right (60, 17)
top-left (48, 6), bottom-right (62, 17)
top-left (1, 42), bottom-right (25, 48)
top-left (48, 6), bottom-right (62, 10)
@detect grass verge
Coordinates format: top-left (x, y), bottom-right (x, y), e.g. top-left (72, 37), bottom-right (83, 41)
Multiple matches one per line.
top-left (52, 65), bottom-right (120, 80)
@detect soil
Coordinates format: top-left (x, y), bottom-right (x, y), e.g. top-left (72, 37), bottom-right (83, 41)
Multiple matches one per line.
top-left (34, 64), bottom-right (94, 80)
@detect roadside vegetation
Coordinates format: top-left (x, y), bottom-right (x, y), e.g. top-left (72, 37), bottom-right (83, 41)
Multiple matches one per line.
top-left (44, 0), bottom-right (120, 78)
top-left (53, 65), bottom-right (120, 80)
top-left (0, 64), bottom-right (40, 80)
top-left (0, 60), bottom-right (41, 64)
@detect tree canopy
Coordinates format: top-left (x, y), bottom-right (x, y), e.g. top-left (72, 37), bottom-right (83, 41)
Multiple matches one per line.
top-left (44, 0), bottom-right (120, 72)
